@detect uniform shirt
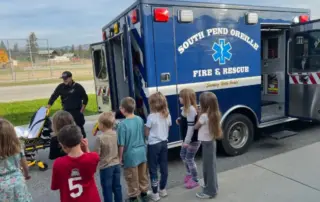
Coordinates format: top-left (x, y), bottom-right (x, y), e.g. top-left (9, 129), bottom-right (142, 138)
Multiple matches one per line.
top-left (51, 152), bottom-right (101, 202)
top-left (145, 113), bottom-right (172, 145)
top-left (117, 116), bottom-right (147, 168)
top-left (48, 81), bottom-right (88, 110)
top-left (180, 106), bottom-right (198, 144)
top-left (198, 113), bottom-right (213, 141)
top-left (94, 131), bottom-right (120, 170)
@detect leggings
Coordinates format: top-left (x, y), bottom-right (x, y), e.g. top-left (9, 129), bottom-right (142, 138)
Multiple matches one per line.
top-left (180, 141), bottom-right (201, 181)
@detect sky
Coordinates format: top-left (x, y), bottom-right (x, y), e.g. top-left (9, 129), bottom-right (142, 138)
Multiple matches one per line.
top-left (0, 0), bottom-right (319, 48)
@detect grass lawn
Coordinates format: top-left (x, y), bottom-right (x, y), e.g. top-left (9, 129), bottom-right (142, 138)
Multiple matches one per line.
top-left (0, 75), bottom-right (93, 87)
top-left (0, 94), bottom-right (98, 126)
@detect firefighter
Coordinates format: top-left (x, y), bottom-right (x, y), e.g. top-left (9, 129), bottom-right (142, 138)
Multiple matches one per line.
top-left (47, 71), bottom-right (88, 138)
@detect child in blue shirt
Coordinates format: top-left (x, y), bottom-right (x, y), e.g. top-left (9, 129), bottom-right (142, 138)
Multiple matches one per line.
top-left (117, 97), bottom-right (149, 202)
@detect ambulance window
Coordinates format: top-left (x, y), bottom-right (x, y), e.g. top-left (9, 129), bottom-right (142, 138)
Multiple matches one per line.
top-left (93, 49), bottom-right (107, 79)
top-left (292, 31), bottom-right (320, 72)
top-left (267, 38), bottom-right (279, 59)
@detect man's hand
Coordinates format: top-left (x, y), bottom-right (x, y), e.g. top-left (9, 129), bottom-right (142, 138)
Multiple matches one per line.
top-left (80, 104), bottom-right (86, 113)
top-left (46, 104), bottom-right (51, 109)
top-left (182, 143), bottom-right (189, 148)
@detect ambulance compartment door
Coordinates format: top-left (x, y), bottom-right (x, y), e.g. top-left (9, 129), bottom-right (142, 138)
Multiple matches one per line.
top-left (91, 41), bottom-right (116, 112)
top-left (287, 19), bottom-right (320, 120)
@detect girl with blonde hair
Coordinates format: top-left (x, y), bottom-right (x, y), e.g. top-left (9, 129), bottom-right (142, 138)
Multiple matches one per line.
top-left (177, 88), bottom-right (200, 189)
top-left (0, 118), bottom-right (32, 202)
top-left (194, 91), bottom-right (223, 199)
top-left (145, 92), bottom-right (172, 201)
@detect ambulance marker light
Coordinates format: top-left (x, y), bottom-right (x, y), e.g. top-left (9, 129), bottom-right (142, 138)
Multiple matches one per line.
top-left (178, 10), bottom-right (193, 23)
top-left (114, 22), bottom-right (120, 34)
top-left (154, 8), bottom-right (169, 22)
top-left (246, 13), bottom-right (258, 25)
top-left (102, 31), bottom-right (107, 41)
top-left (131, 9), bottom-right (139, 24)
top-left (299, 15), bottom-right (309, 23)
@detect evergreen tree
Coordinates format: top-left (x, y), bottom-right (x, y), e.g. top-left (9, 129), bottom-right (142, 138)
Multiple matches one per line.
top-left (26, 32), bottom-right (39, 62)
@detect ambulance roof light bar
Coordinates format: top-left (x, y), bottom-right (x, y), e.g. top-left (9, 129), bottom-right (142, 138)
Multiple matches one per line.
top-left (245, 13), bottom-right (258, 25)
top-left (293, 15), bottom-right (309, 24)
top-left (154, 8), bottom-right (169, 22)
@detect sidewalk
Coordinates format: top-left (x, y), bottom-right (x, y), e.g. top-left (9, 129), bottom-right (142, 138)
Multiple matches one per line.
top-left (161, 142), bottom-right (320, 202)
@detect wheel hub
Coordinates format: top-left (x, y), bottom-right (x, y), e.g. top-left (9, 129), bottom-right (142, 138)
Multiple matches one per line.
top-left (228, 122), bottom-right (249, 149)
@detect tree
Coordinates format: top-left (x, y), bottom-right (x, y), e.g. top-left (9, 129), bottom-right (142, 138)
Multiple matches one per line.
top-left (26, 32), bottom-right (39, 62)
top-left (71, 44), bottom-right (75, 53)
top-left (77, 45), bottom-right (83, 58)
top-left (13, 43), bottom-right (19, 52)
top-left (0, 40), bottom-right (7, 52)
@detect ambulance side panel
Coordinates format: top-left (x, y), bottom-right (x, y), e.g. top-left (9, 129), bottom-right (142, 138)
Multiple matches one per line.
top-left (173, 7), bottom-right (261, 122)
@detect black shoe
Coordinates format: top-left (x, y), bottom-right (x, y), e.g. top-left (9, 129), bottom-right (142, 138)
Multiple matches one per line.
top-left (140, 192), bottom-right (149, 202)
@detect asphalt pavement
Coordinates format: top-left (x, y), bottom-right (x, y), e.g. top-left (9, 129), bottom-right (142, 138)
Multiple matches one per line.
top-left (0, 80), bottom-right (95, 102)
top-left (25, 118), bottom-right (320, 201)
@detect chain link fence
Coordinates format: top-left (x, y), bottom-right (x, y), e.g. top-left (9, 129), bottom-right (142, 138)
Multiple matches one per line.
top-left (0, 39), bottom-right (93, 83)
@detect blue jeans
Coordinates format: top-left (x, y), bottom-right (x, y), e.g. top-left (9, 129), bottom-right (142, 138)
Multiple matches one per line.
top-left (147, 141), bottom-right (168, 193)
top-left (100, 164), bottom-right (122, 202)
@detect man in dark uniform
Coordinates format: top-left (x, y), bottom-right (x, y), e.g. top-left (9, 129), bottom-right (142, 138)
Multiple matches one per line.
top-left (47, 71), bottom-right (88, 138)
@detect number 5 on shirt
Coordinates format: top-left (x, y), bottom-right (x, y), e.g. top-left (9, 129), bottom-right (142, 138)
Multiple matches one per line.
top-left (68, 177), bottom-right (83, 198)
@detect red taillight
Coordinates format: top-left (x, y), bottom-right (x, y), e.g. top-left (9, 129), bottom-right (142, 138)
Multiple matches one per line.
top-left (131, 9), bottom-right (139, 24)
top-left (154, 8), bottom-right (169, 22)
top-left (102, 31), bottom-right (107, 41)
top-left (299, 15), bottom-right (309, 23)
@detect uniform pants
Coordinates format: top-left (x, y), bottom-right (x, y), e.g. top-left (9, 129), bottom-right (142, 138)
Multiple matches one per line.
top-left (202, 141), bottom-right (218, 197)
top-left (65, 109), bottom-right (86, 138)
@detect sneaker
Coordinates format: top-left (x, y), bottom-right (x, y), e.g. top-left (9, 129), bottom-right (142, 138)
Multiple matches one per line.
top-left (150, 193), bottom-right (161, 201)
top-left (185, 179), bottom-right (199, 189)
top-left (184, 175), bottom-right (192, 183)
top-left (159, 189), bottom-right (168, 197)
top-left (140, 194), bottom-right (149, 202)
top-left (196, 192), bottom-right (216, 199)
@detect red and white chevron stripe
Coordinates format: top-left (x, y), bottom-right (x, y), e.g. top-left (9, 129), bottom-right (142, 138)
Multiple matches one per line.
top-left (289, 73), bottom-right (320, 84)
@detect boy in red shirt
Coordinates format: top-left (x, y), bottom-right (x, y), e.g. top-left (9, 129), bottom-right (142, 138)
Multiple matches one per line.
top-left (51, 125), bottom-right (101, 202)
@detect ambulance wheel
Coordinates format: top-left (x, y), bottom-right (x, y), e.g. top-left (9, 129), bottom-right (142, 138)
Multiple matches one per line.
top-left (221, 113), bottom-right (254, 156)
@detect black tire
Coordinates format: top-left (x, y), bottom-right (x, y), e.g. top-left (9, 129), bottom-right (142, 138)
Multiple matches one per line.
top-left (220, 113), bottom-right (254, 156)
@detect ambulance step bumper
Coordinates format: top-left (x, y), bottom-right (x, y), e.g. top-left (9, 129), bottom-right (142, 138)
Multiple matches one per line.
top-left (268, 130), bottom-right (297, 140)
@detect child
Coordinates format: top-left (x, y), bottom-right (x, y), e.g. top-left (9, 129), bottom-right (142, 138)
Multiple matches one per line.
top-left (117, 97), bottom-right (149, 202)
top-left (145, 92), bottom-right (172, 201)
top-left (194, 92), bottom-right (223, 199)
top-left (0, 118), bottom-right (32, 202)
top-left (177, 88), bottom-right (200, 189)
top-left (51, 125), bottom-right (101, 202)
top-left (94, 112), bottom-right (122, 202)
top-left (49, 110), bottom-right (75, 160)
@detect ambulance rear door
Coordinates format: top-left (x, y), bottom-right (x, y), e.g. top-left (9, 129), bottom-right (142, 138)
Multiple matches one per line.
top-left (91, 41), bottom-right (117, 112)
top-left (287, 19), bottom-right (320, 120)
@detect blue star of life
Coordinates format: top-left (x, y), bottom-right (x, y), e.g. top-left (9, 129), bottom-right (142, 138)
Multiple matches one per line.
top-left (212, 39), bottom-right (232, 65)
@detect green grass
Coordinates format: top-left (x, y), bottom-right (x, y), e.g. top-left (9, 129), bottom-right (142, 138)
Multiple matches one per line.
top-left (0, 75), bottom-right (93, 87)
top-left (0, 94), bottom-right (98, 126)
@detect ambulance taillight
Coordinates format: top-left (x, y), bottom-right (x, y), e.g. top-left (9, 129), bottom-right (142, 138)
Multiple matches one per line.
top-left (102, 31), bottom-right (107, 41)
top-left (154, 8), bottom-right (169, 22)
top-left (131, 9), bottom-right (139, 24)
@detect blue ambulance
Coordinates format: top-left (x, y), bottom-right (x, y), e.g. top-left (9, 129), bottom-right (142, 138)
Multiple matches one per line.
top-left (91, 0), bottom-right (320, 156)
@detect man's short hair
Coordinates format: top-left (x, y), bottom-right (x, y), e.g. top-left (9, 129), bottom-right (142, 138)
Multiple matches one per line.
top-left (57, 125), bottom-right (82, 148)
top-left (120, 97), bottom-right (136, 114)
top-left (98, 112), bottom-right (115, 129)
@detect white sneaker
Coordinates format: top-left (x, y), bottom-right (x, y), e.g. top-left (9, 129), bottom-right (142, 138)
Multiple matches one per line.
top-left (150, 193), bottom-right (161, 201)
top-left (159, 189), bottom-right (168, 197)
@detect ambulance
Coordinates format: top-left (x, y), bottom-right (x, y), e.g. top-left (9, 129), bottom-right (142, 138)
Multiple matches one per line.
top-left (90, 0), bottom-right (320, 156)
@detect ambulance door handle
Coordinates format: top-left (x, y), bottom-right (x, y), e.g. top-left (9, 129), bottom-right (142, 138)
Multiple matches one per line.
top-left (286, 38), bottom-right (292, 76)
top-left (160, 73), bottom-right (171, 82)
